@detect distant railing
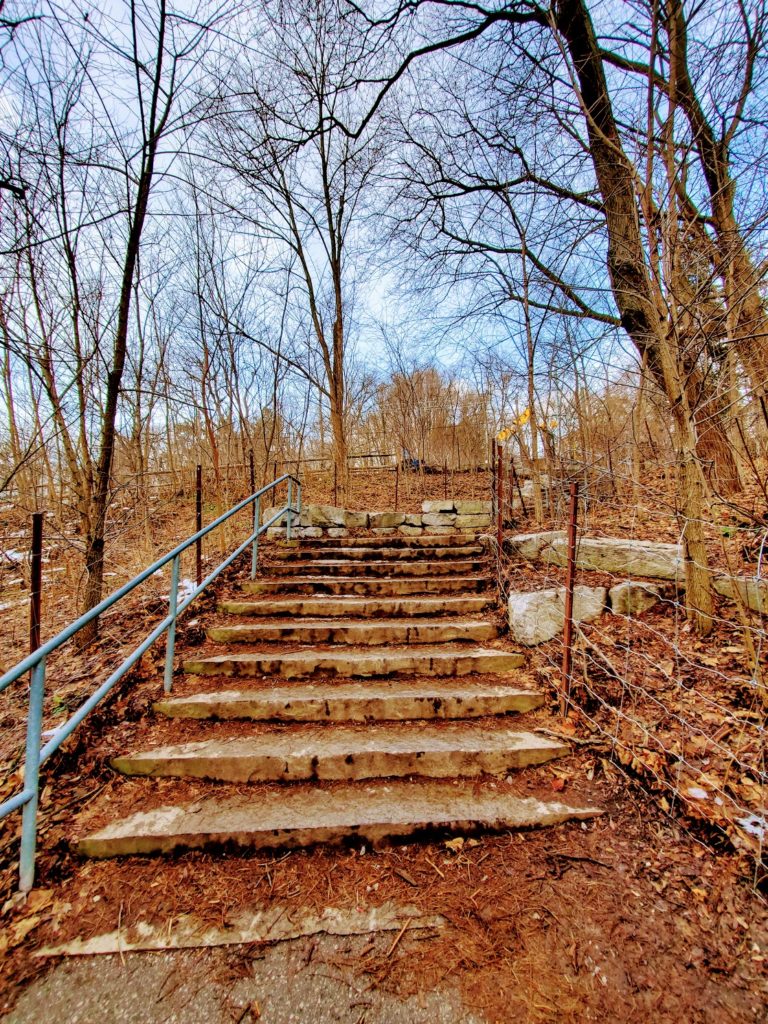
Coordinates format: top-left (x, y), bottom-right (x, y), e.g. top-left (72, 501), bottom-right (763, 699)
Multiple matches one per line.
top-left (0, 474), bottom-right (301, 892)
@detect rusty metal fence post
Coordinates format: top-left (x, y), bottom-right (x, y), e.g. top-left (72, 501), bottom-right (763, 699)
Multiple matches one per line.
top-left (195, 465), bottom-right (203, 586)
top-left (29, 512), bottom-right (43, 657)
top-left (561, 481), bottom-right (580, 716)
top-left (394, 460), bottom-right (399, 511)
top-left (496, 441), bottom-right (504, 550)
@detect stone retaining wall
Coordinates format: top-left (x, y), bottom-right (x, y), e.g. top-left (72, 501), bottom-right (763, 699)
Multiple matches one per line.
top-left (264, 500), bottom-right (493, 539)
top-left (507, 530), bottom-right (768, 616)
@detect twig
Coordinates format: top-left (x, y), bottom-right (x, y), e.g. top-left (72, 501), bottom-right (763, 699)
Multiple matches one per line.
top-left (386, 918), bottom-right (411, 958)
top-left (535, 727), bottom-right (604, 748)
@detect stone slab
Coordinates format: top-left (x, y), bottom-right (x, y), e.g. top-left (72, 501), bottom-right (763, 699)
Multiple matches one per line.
top-left (207, 617), bottom-right (499, 646)
top-left (713, 576), bottom-right (768, 613)
top-left (110, 725), bottom-right (569, 783)
top-left (506, 531), bottom-right (566, 561)
top-left (271, 545), bottom-right (482, 562)
top-left (220, 595), bottom-right (495, 618)
top-left (242, 577), bottom-right (491, 597)
top-left (543, 536), bottom-right (683, 580)
top-left (422, 513), bottom-right (456, 527)
top-left (37, 901), bottom-right (446, 957)
top-left (154, 680), bottom-right (544, 722)
top-left (267, 559), bottom-right (485, 578)
top-left (345, 512), bottom-right (369, 529)
top-left (508, 585), bottom-right (607, 645)
top-left (183, 646), bottom-right (525, 679)
top-left (454, 514), bottom-right (491, 528)
top-left (399, 525), bottom-right (424, 536)
top-left (608, 581), bottom-right (662, 616)
top-left (422, 501), bottom-right (455, 513)
top-left (369, 512), bottom-right (406, 529)
top-left (283, 535), bottom-right (475, 549)
top-left (77, 779), bottom-right (602, 858)
top-left (299, 505), bottom-right (348, 528)
top-left (453, 501), bottom-right (491, 515)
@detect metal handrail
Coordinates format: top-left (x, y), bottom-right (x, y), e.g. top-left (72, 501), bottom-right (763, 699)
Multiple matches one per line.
top-left (0, 473), bottom-right (301, 892)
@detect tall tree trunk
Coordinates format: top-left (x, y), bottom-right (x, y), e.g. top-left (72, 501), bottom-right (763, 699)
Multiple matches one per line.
top-left (555, 0), bottom-right (714, 633)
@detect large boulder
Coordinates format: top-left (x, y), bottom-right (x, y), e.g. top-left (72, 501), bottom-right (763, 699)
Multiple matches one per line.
top-left (508, 585), bottom-right (607, 645)
top-left (542, 536), bottom-right (683, 580)
top-left (422, 512), bottom-right (456, 527)
top-left (369, 512), bottom-right (405, 529)
top-left (422, 500), bottom-right (455, 513)
top-left (609, 581), bottom-right (661, 616)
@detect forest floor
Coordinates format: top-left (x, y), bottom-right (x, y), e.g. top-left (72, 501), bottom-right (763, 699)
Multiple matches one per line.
top-left (0, 471), bottom-right (767, 1021)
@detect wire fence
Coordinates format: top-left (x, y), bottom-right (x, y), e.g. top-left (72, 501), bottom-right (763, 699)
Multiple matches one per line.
top-left (491, 443), bottom-right (768, 884)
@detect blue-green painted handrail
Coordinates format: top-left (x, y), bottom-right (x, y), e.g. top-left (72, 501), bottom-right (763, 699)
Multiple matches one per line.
top-left (0, 473), bottom-right (301, 891)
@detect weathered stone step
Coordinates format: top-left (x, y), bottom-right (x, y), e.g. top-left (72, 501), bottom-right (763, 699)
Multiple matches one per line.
top-left (272, 545), bottom-right (483, 562)
top-left (207, 617), bottom-right (499, 646)
top-left (76, 779), bottom-right (602, 859)
top-left (220, 594), bottom-right (495, 617)
top-left (267, 559), bottom-right (484, 578)
top-left (154, 680), bottom-right (544, 722)
top-left (281, 535), bottom-right (483, 549)
top-left (184, 646), bottom-right (524, 679)
top-left (111, 724), bottom-right (568, 783)
top-left (242, 577), bottom-right (490, 597)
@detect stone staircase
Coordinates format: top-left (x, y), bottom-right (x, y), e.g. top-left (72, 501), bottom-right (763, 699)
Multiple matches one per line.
top-left (77, 532), bottom-right (600, 859)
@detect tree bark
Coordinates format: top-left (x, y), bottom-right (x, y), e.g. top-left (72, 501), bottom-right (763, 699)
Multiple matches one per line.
top-left (554, 0), bottom-right (714, 633)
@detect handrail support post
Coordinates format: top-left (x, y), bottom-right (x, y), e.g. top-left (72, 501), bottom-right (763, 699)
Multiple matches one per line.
top-left (251, 496), bottom-right (261, 579)
top-left (19, 656), bottom-right (46, 893)
top-left (164, 554), bottom-right (181, 694)
top-left (286, 479), bottom-right (294, 540)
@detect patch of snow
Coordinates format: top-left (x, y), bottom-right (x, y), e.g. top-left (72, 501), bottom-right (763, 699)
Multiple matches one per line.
top-left (737, 814), bottom-right (768, 840)
top-left (162, 578), bottom-right (197, 604)
top-left (1, 549), bottom-right (25, 565)
top-left (686, 787), bottom-right (709, 801)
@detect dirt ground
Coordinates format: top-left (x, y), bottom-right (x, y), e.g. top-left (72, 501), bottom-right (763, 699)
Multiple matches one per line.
top-left (1, 479), bottom-right (767, 1022)
top-left (1, 600), bottom-right (767, 1023)
top-left (1, 763), bottom-right (767, 1023)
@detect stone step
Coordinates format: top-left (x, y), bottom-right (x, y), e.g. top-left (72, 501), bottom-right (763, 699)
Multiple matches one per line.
top-left (207, 617), bottom-right (499, 646)
top-left (267, 559), bottom-right (485, 578)
top-left (154, 680), bottom-right (544, 722)
top-left (242, 577), bottom-right (491, 597)
top-left (110, 724), bottom-right (569, 783)
top-left (272, 545), bottom-right (483, 562)
top-left (76, 779), bottom-right (602, 859)
top-left (220, 595), bottom-right (496, 618)
top-left (183, 646), bottom-right (524, 679)
top-left (280, 535), bottom-right (483, 549)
